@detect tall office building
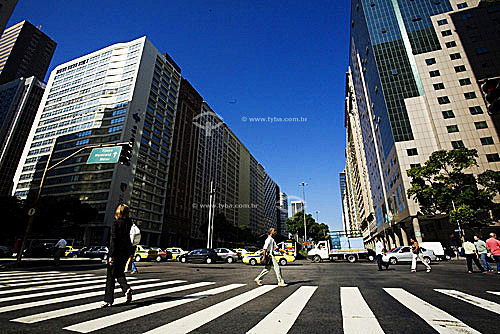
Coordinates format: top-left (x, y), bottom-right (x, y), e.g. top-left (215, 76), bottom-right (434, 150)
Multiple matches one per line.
top-left (0, 0), bottom-right (17, 35)
top-left (279, 192), bottom-right (288, 237)
top-left (0, 76), bottom-right (44, 194)
top-left (347, 0), bottom-right (500, 247)
top-left (290, 200), bottom-right (304, 217)
top-left (0, 20), bottom-right (56, 84)
top-left (13, 37), bottom-right (181, 245)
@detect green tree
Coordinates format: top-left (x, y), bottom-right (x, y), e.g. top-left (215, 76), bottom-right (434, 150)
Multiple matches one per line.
top-left (407, 148), bottom-right (497, 229)
top-left (286, 212), bottom-right (329, 241)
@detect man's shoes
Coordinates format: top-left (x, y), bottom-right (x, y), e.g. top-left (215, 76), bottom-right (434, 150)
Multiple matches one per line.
top-left (125, 288), bottom-right (133, 304)
top-left (100, 302), bottom-right (112, 308)
top-left (254, 279), bottom-right (262, 286)
top-left (130, 271), bottom-right (138, 274)
top-left (378, 269), bottom-right (383, 271)
top-left (411, 270), bottom-right (416, 272)
top-left (278, 283), bottom-right (288, 287)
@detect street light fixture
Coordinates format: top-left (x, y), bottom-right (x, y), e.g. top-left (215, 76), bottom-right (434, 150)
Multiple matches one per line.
top-left (299, 182), bottom-right (307, 245)
top-left (315, 210), bottom-right (320, 223)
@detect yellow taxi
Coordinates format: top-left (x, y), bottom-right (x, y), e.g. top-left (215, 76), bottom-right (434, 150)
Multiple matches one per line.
top-left (133, 245), bottom-right (158, 262)
top-left (64, 246), bottom-right (81, 257)
top-left (242, 249), bottom-right (295, 266)
top-left (166, 247), bottom-right (188, 261)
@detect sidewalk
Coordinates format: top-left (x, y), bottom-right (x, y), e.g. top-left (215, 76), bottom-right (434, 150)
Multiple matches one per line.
top-left (0, 257), bottom-right (104, 270)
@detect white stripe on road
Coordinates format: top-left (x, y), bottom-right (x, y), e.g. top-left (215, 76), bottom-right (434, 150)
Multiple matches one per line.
top-left (384, 288), bottom-right (480, 334)
top-left (0, 273), bottom-right (89, 284)
top-left (0, 279), bottom-right (174, 314)
top-left (63, 283), bottom-right (245, 333)
top-left (12, 280), bottom-right (210, 323)
top-left (0, 271), bottom-right (61, 277)
top-left (487, 291), bottom-right (500, 296)
top-left (246, 286), bottom-right (317, 334)
top-left (435, 289), bottom-right (500, 314)
top-left (0, 277), bottom-right (150, 303)
top-left (340, 287), bottom-right (385, 334)
top-left (0, 275), bottom-right (100, 288)
top-left (143, 285), bottom-right (277, 334)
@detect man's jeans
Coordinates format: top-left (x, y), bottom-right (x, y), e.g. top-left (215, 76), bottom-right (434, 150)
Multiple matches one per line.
top-left (255, 255), bottom-right (284, 284)
top-left (480, 253), bottom-right (493, 271)
top-left (494, 255), bottom-right (500, 273)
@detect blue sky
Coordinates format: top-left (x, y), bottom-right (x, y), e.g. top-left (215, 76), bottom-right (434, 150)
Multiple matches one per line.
top-left (8, 0), bottom-right (351, 230)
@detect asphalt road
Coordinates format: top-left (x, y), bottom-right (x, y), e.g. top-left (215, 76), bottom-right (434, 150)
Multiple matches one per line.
top-left (0, 258), bottom-right (499, 334)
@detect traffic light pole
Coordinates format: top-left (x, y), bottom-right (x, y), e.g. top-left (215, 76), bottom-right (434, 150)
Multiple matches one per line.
top-left (16, 141), bottom-right (130, 262)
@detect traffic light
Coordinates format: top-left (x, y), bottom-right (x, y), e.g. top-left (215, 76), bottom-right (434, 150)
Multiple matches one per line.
top-left (119, 142), bottom-right (133, 165)
top-left (481, 78), bottom-right (500, 115)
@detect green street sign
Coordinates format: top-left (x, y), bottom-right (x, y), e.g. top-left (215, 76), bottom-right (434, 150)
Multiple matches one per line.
top-left (87, 147), bottom-right (122, 164)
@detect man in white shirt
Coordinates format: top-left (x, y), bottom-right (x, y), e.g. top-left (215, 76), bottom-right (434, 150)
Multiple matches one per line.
top-left (375, 236), bottom-right (388, 271)
top-left (54, 238), bottom-right (67, 266)
top-left (254, 228), bottom-right (287, 287)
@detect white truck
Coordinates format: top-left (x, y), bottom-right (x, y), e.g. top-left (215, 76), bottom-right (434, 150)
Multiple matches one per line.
top-left (307, 231), bottom-right (374, 263)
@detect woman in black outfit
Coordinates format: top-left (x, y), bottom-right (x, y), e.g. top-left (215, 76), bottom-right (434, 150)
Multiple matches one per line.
top-left (102, 204), bottom-right (134, 307)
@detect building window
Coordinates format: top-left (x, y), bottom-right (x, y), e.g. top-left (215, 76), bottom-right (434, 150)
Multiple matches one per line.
top-left (457, 2), bottom-right (468, 9)
top-left (391, 69), bottom-right (398, 76)
top-left (429, 70), bottom-right (441, 77)
top-left (475, 121), bottom-right (488, 129)
top-left (481, 137), bottom-right (494, 145)
top-left (450, 53), bottom-right (461, 60)
top-left (452, 140), bottom-right (465, 149)
top-left (476, 48), bottom-right (489, 55)
top-left (447, 125), bottom-right (459, 133)
top-left (437, 19), bottom-right (448, 25)
top-left (446, 41), bottom-right (457, 48)
top-left (454, 65), bottom-right (466, 72)
top-left (410, 163), bottom-right (421, 168)
top-left (464, 92), bottom-right (476, 99)
top-left (441, 30), bottom-right (452, 36)
top-left (442, 110), bottom-right (455, 119)
top-left (438, 96), bottom-right (450, 104)
top-left (433, 83), bottom-right (445, 90)
top-left (469, 106), bottom-right (483, 115)
top-left (462, 13), bottom-right (473, 20)
top-left (487, 153), bottom-right (500, 162)
top-left (425, 58), bottom-right (436, 65)
top-left (407, 148), bottom-right (418, 156)
top-left (459, 78), bottom-right (471, 86)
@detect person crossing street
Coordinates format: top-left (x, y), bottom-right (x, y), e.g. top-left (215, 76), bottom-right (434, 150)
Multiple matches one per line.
top-left (254, 228), bottom-right (287, 287)
top-left (410, 238), bottom-right (431, 273)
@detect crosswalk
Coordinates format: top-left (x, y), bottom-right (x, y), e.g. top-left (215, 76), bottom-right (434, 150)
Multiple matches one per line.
top-left (0, 270), bottom-right (498, 333)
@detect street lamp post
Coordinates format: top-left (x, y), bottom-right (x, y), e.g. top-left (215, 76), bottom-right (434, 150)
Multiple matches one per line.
top-left (299, 182), bottom-right (307, 244)
top-left (315, 210), bottom-right (320, 223)
top-left (451, 199), bottom-right (465, 244)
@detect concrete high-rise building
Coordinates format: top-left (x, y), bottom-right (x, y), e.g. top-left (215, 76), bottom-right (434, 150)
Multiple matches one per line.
top-left (279, 192), bottom-right (288, 237)
top-left (347, 0), bottom-right (500, 247)
top-left (0, 0), bottom-right (18, 35)
top-left (0, 76), bottom-right (44, 194)
top-left (0, 20), bottom-right (56, 84)
top-left (13, 37), bottom-right (181, 245)
top-left (290, 200), bottom-right (304, 217)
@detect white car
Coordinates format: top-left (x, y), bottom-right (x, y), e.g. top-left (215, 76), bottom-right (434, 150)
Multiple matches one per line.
top-left (382, 246), bottom-right (437, 265)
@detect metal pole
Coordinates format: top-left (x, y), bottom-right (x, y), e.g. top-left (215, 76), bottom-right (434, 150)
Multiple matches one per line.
top-left (315, 210), bottom-right (319, 223)
top-left (207, 180), bottom-right (213, 248)
top-left (210, 182), bottom-right (215, 248)
top-left (300, 182), bottom-right (307, 244)
top-left (451, 200), bottom-right (465, 244)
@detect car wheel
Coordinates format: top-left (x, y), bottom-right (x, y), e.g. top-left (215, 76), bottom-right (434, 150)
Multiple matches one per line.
top-left (389, 257), bottom-right (398, 265)
top-left (445, 254), bottom-right (451, 261)
top-left (423, 256), bottom-right (431, 265)
top-left (206, 257), bottom-right (212, 264)
top-left (313, 255), bottom-right (322, 263)
top-left (347, 254), bottom-right (357, 263)
top-left (249, 258), bottom-right (257, 266)
top-left (368, 255), bottom-right (375, 262)
top-left (279, 258), bottom-right (287, 266)
top-left (227, 257), bottom-right (234, 264)
top-left (135, 255), bottom-right (141, 262)
top-left (103, 254), bottom-right (108, 260)
top-left (180, 257), bottom-right (186, 263)
top-left (156, 255), bottom-right (162, 262)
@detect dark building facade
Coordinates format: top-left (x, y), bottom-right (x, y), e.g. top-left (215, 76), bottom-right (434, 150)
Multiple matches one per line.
top-left (0, 20), bottom-right (56, 84)
top-left (0, 0), bottom-right (18, 35)
top-left (163, 78), bottom-right (203, 248)
top-left (0, 76), bottom-right (44, 194)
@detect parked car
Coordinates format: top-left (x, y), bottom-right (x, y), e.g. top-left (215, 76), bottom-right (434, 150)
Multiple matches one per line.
top-left (81, 246), bottom-right (109, 260)
top-left (134, 245), bottom-right (158, 262)
top-left (166, 247), bottom-right (188, 261)
top-left (178, 248), bottom-right (218, 264)
top-left (23, 243), bottom-right (55, 258)
top-left (243, 249), bottom-right (296, 266)
top-left (64, 246), bottom-right (82, 257)
top-left (358, 248), bottom-right (376, 262)
top-left (214, 248), bottom-right (239, 263)
top-left (382, 246), bottom-right (437, 265)
top-left (419, 242), bottom-right (445, 260)
top-left (151, 247), bottom-right (172, 262)
top-left (234, 248), bottom-right (256, 258)
top-left (0, 246), bottom-right (13, 257)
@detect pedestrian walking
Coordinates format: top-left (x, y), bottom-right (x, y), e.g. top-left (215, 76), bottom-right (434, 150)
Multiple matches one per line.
top-left (53, 238), bottom-right (67, 266)
top-left (375, 237), bottom-right (389, 271)
top-left (101, 204), bottom-right (134, 307)
top-left (410, 238), bottom-right (431, 273)
top-left (254, 228), bottom-right (287, 287)
top-left (486, 233), bottom-right (500, 274)
top-left (474, 235), bottom-right (493, 272)
top-left (463, 238), bottom-right (485, 274)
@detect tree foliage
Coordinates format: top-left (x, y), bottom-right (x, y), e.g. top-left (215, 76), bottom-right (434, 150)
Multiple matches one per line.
top-left (286, 212), bottom-right (329, 241)
top-left (407, 148), bottom-right (500, 228)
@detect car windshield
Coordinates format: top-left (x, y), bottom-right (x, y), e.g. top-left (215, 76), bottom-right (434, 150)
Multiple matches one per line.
top-left (390, 247), bottom-right (402, 253)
